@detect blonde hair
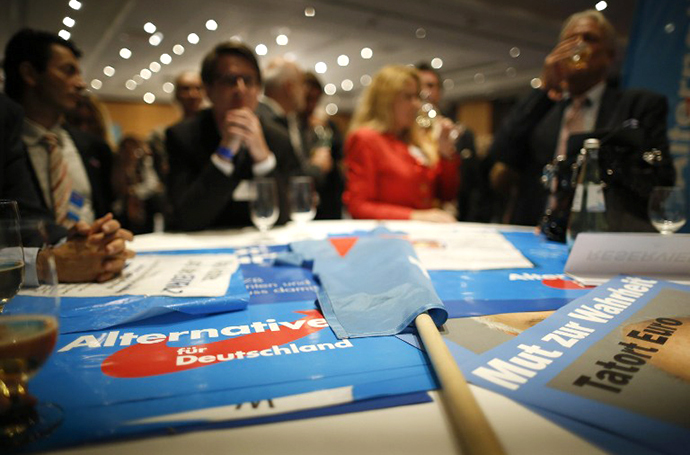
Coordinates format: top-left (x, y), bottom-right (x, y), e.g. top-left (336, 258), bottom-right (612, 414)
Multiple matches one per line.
top-left (349, 65), bottom-right (437, 163)
top-left (560, 9), bottom-right (616, 55)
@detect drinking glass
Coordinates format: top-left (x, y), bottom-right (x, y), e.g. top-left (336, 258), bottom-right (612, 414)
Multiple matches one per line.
top-left (0, 201), bottom-right (24, 313)
top-left (289, 176), bottom-right (316, 226)
top-left (648, 186), bottom-right (687, 234)
top-left (249, 178), bottom-right (279, 238)
top-left (0, 220), bottom-right (62, 447)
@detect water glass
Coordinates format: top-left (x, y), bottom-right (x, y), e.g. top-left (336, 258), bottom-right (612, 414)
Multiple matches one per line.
top-left (249, 178), bottom-right (279, 236)
top-left (648, 186), bottom-right (687, 234)
top-left (289, 176), bottom-right (316, 225)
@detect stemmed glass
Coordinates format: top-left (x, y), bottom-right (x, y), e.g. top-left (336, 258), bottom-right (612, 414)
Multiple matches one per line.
top-left (0, 201), bottom-right (24, 313)
top-left (648, 186), bottom-right (687, 234)
top-left (249, 178), bottom-right (279, 240)
top-left (289, 176), bottom-right (317, 230)
top-left (0, 216), bottom-right (62, 447)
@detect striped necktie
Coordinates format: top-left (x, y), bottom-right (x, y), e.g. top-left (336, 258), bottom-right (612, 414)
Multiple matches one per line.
top-left (42, 132), bottom-right (74, 227)
top-left (555, 96), bottom-right (587, 158)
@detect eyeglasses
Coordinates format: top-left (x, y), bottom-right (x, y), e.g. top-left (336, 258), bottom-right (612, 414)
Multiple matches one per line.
top-left (214, 74), bottom-right (258, 88)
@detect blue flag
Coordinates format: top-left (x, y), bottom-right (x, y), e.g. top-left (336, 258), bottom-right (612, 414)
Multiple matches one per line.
top-left (284, 235), bottom-right (448, 338)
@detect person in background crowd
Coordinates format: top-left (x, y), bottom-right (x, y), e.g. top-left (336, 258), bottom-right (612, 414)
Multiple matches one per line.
top-left (0, 92), bottom-right (134, 284)
top-left (112, 136), bottom-right (165, 234)
top-left (299, 72), bottom-right (344, 219)
top-left (487, 9), bottom-right (675, 230)
top-left (65, 91), bottom-right (116, 150)
top-left (3, 28), bottom-right (115, 227)
top-left (343, 65), bottom-right (459, 222)
top-left (165, 41), bottom-right (293, 231)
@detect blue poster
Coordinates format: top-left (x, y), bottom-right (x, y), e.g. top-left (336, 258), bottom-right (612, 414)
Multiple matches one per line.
top-left (462, 276), bottom-right (690, 454)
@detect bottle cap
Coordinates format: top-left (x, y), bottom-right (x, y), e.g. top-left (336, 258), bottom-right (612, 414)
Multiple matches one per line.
top-left (583, 138), bottom-right (600, 149)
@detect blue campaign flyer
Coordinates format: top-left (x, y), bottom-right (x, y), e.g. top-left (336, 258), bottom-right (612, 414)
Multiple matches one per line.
top-left (461, 275), bottom-right (690, 455)
top-left (25, 300), bottom-right (437, 450)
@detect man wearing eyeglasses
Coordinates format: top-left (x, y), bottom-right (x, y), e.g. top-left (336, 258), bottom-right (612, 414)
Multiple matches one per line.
top-left (165, 41), bottom-right (292, 231)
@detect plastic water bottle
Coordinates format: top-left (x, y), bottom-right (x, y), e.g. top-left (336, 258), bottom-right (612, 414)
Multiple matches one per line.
top-left (566, 138), bottom-right (608, 248)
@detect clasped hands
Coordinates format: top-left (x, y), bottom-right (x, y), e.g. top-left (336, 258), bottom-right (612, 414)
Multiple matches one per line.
top-left (220, 108), bottom-right (271, 163)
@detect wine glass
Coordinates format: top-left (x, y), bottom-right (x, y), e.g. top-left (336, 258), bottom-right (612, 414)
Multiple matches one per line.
top-left (648, 186), bottom-right (687, 234)
top-left (249, 178), bottom-right (279, 239)
top-left (289, 176), bottom-right (317, 229)
top-left (0, 201), bottom-right (24, 313)
top-left (0, 220), bottom-right (62, 447)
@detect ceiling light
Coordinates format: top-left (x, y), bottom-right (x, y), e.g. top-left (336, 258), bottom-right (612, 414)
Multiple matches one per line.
top-left (510, 47), bottom-right (521, 58)
top-left (443, 79), bottom-right (454, 90)
top-left (206, 20), bottom-right (218, 31)
top-left (341, 79), bottom-right (354, 91)
top-left (119, 48), bottom-right (132, 59)
top-left (474, 73), bottom-right (485, 84)
top-left (416, 28), bottom-right (426, 39)
top-left (360, 47), bottom-right (373, 59)
top-left (63, 17), bottom-right (75, 28)
top-left (337, 55), bottom-right (349, 67)
top-left (144, 22), bottom-right (156, 34)
top-left (530, 78), bottom-right (542, 89)
top-left (90, 79), bottom-right (102, 90)
top-left (360, 74), bottom-right (372, 86)
top-left (506, 67), bottom-right (516, 78)
top-left (140, 69), bottom-right (152, 80)
top-left (150, 61), bottom-right (161, 72)
top-left (315, 62), bottom-right (327, 74)
top-left (125, 80), bottom-right (137, 90)
top-left (304, 7), bottom-right (316, 17)
top-left (143, 92), bottom-right (156, 104)
top-left (103, 66), bottom-right (115, 77)
top-left (325, 103), bottom-right (338, 116)
top-left (431, 58), bottom-right (443, 69)
top-left (276, 34), bottom-right (288, 46)
top-left (324, 83), bottom-right (336, 95)
top-left (160, 53), bottom-right (172, 64)
top-left (595, 1), bottom-right (607, 11)
top-left (255, 44), bottom-right (268, 56)
top-left (187, 33), bottom-right (200, 44)
top-left (149, 32), bottom-right (163, 46)
top-left (163, 82), bottom-right (175, 93)
top-left (173, 44), bottom-right (185, 55)
top-left (58, 30), bottom-right (71, 40)
top-left (69, 0), bottom-right (82, 10)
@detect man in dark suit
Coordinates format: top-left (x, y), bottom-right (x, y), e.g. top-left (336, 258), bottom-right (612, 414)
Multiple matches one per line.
top-left (3, 28), bottom-right (113, 226)
top-left (166, 41), bottom-right (293, 231)
top-left (488, 10), bottom-right (675, 230)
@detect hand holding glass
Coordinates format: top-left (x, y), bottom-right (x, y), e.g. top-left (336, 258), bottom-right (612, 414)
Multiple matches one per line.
top-left (648, 186), bottom-right (687, 234)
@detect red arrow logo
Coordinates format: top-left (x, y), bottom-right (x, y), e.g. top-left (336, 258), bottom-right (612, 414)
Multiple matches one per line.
top-left (101, 310), bottom-right (327, 378)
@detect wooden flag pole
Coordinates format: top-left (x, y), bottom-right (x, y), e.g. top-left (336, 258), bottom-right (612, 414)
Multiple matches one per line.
top-left (415, 313), bottom-right (506, 455)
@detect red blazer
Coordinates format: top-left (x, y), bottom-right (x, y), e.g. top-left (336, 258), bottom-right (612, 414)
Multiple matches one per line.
top-left (343, 128), bottom-right (460, 220)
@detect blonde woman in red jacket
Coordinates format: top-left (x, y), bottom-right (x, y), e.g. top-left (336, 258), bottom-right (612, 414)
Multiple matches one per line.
top-left (343, 65), bottom-right (460, 222)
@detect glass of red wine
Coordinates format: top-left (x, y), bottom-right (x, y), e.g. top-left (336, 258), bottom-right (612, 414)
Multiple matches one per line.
top-left (0, 207), bottom-right (62, 448)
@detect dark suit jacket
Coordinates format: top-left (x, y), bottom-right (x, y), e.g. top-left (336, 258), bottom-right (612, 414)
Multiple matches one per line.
top-left (165, 108), bottom-right (293, 231)
top-left (490, 85), bottom-right (675, 228)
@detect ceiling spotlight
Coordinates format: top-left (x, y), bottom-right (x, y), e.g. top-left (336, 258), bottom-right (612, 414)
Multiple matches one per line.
top-left (595, 1), bottom-right (607, 11)
top-left (255, 44), bottom-right (268, 56)
top-left (149, 32), bottom-right (163, 46)
top-left (90, 79), bottom-right (102, 90)
top-left (315, 62), bottom-right (327, 74)
top-left (173, 44), bottom-right (185, 55)
top-left (474, 73), bottom-right (486, 84)
top-left (143, 92), bottom-right (156, 104)
top-left (103, 66), bottom-right (115, 77)
top-left (187, 33), bottom-right (200, 44)
top-left (163, 82), bottom-right (175, 93)
top-left (150, 61), bottom-right (162, 73)
top-left (58, 30), bottom-right (71, 40)
top-left (360, 74), bottom-right (372, 86)
top-left (509, 47), bottom-right (521, 58)
top-left (125, 79), bottom-right (137, 90)
top-left (324, 83), bottom-right (336, 95)
top-left (304, 7), bottom-right (316, 17)
top-left (361, 47), bottom-right (373, 59)
top-left (160, 53), bottom-right (172, 64)
top-left (337, 55), bottom-right (349, 67)
top-left (63, 17), bottom-right (75, 28)
top-left (69, 0), bottom-right (82, 10)
top-left (276, 34), bottom-right (289, 46)
top-left (325, 103), bottom-right (338, 116)
top-left (443, 79), bottom-right (454, 90)
top-left (431, 58), bottom-right (443, 69)
top-left (144, 22), bottom-right (156, 34)
top-left (530, 78), bottom-right (542, 89)
top-left (140, 69), bottom-right (152, 80)
top-left (506, 67), bottom-right (517, 78)
top-left (206, 19), bottom-right (218, 31)
top-left (341, 79), bottom-right (353, 91)
top-left (416, 28), bottom-right (426, 39)
top-left (119, 47), bottom-right (132, 59)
